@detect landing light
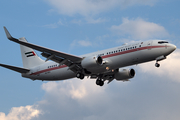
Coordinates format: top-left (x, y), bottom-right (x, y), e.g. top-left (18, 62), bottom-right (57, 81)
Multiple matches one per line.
top-left (106, 67), bottom-right (109, 70)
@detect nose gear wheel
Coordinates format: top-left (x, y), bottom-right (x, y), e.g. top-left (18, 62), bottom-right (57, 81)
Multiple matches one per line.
top-left (155, 62), bottom-right (160, 67)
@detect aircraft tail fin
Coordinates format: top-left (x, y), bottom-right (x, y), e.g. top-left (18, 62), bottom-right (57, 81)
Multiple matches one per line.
top-left (4, 26), bottom-right (45, 69)
top-left (19, 37), bottom-right (45, 68)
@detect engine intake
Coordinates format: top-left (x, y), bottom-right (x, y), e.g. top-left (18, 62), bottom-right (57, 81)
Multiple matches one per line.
top-left (96, 56), bottom-right (103, 65)
top-left (115, 69), bottom-right (135, 81)
top-left (81, 56), bottom-right (103, 70)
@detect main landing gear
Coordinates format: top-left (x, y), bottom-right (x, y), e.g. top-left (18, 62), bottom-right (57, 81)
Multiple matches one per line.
top-left (96, 78), bottom-right (104, 86)
top-left (76, 72), bottom-right (84, 79)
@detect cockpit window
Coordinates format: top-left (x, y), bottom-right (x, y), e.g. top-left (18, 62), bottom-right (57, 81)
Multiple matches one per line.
top-left (158, 41), bottom-right (169, 44)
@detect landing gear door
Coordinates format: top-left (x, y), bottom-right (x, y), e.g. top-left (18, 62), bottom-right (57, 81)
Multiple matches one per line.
top-left (147, 41), bottom-right (152, 50)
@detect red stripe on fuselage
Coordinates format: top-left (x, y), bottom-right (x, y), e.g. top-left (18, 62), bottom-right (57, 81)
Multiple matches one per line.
top-left (30, 45), bottom-right (166, 76)
top-left (30, 65), bottom-right (67, 75)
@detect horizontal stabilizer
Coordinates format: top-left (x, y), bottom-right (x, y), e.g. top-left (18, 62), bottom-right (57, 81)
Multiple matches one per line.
top-left (0, 63), bottom-right (30, 73)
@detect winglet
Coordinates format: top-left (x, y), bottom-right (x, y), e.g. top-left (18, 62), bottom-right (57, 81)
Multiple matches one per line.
top-left (3, 26), bottom-right (14, 40)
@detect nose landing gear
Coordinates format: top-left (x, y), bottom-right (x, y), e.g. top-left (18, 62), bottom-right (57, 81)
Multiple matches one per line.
top-left (155, 55), bottom-right (166, 68)
top-left (155, 62), bottom-right (160, 67)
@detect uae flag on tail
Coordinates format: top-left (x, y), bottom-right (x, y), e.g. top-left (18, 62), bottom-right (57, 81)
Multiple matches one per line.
top-left (25, 51), bottom-right (36, 57)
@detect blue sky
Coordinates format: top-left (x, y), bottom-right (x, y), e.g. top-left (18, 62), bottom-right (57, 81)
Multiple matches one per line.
top-left (0, 0), bottom-right (180, 120)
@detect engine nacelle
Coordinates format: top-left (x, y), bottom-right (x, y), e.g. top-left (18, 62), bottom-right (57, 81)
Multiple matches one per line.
top-left (115, 69), bottom-right (135, 81)
top-left (81, 56), bottom-right (103, 70)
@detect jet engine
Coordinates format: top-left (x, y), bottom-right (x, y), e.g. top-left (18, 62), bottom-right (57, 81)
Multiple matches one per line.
top-left (81, 56), bottom-right (103, 70)
top-left (115, 69), bottom-right (135, 80)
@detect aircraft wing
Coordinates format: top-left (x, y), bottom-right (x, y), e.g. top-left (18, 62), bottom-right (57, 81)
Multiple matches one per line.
top-left (4, 27), bottom-right (83, 65)
top-left (0, 63), bottom-right (30, 73)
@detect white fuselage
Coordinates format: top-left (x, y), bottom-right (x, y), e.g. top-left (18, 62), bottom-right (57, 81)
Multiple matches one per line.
top-left (22, 40), bottom-right (176, 81)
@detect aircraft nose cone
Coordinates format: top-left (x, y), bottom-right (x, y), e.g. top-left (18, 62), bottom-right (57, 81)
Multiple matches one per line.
top-left (172, 44), bottom-right (176, 51)
top-left (169, 44), bottom-right (176, 53)
top-left (164, 44), bottom-right (176, 56)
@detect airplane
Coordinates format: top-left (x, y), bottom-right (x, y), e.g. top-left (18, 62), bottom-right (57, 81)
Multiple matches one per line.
top-left (0, 27), bottom-right (176, 86)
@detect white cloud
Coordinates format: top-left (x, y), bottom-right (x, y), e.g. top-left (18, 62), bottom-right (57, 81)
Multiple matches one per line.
top-left (71, 17), bottom-right (107, 24)
top-left (44, 0), bottom-right (116, 16)
top-left (41, 79), bottom-right (106, 100)
top-left (78, 40), bottom-right (92, 47)
top-left (86, 17), bottom-right (108, 24)
top-left (44, 0), bottom-right (159, 16)
top-left (35, 79), bottom-right (111, 120)
top-left (0, 105), bottom-right (41, 120)
top-left (138, 49), bottom-right (180, 82)
top-left (69, 39), bottom-right (94, 53)
top-left (111, 18), bottom-right (169, 40)
top-left (71, 19), bottom-right (83, 25)
top-left (34, 70), bottom-right (180, 120)
top-left (43, 19), bottom-right (64, 28)
top-left (70, 40), bottom-right (93, 49)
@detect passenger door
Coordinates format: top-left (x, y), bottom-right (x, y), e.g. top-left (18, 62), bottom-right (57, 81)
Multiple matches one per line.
top-left (147, 41), bottom-right (152, 50)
